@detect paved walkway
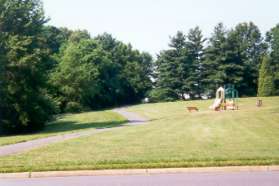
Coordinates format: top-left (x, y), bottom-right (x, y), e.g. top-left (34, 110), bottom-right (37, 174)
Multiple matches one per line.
top-left (0, 129), bottom-right (112, 157)
top-left (1, 171), bottom-right (279, 186)
top-left (113, 108), bottom-right (148, 125)
top-left (0, 108), bottom-right (147, 157)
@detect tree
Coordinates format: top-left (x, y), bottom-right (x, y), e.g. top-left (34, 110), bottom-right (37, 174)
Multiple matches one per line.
top-left (50, 33), bottom-right (153, 111)
top-left (203, 23), bottom-right (227, 96)
top-left (155, 31), bottom-right (189, 101)
top-left (186, 27), bottom-right (206, 98)
top-left (50, 39), bottom-right (105, 112)
top-left (122, 51), bottom-right (153, 102)
top-left (154, 28), bottom-right (206, 101)
top-left (266, 24), bottom-right (279, 95)
top-left (231, 22), bottom-right (266, 96)
top-left (258, 56), bottom-right (275, 96)
top-left (0, 29), bottom-right (7, 129)
top-left (204, 22), bottom-right (265, 96)
top-left (0, 0), bottom-right (54, 133)
top-left (42, 26), bottom-right (72, 54)
top-left (95, 33), bottom-right (153, 105)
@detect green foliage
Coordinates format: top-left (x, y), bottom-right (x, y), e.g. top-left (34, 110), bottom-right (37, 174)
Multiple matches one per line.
top-left (41, 26), bottom-right (72, 54)
top-left (49, 33), bottom-right (153, 112)
top-left (204, 22), bottom-right (265, 96)
top-left (50, 39), bottom-right (103, 111)
top-left (1, 0), bottom-right (278, 134)
top-left (228, 22), bottom-right (265, 96)
top-left (64, 102), bottom-right (84, 113)
top-left (148, 88), bottom-right (178, 102)
top-left (95, 33), bottom-right (153, 106)
top-left (266, 24), bottom-right (279, 95)
top-left (186, 27), bottom-right (206, 98)
top-left (0, 0), bottom-right (154, 132)
top-left (0, 0), bottom-right (54, 133)
top-left (258, 56), bottom-right (275, 96)
top-left (203, 23), bottom-right (227, 95)
top-left (154, 22), bottom-right (267, 102)
top-left (0, 31), bottom-right (8, 129)
top-left (156, 31), bottom-right (189, 100)
top-left (68, 30), bottom-right (91, 43)
top-left (155, 28), bottom-right (206, 101)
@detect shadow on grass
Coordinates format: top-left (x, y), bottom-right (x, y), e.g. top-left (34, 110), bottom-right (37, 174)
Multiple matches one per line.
top-left (0, 119), bottom-right (128, 137)
top-left (41, 119), bottom-right (128, 134)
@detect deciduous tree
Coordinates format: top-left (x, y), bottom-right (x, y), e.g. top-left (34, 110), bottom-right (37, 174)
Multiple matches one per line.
top-left (0, 0), bottom-right (54, 133)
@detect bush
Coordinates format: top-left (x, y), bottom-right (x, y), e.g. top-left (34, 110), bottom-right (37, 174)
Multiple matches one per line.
top-left (148, 88), bottom-right (178, 102)
top-left (0, 95), bottom-right (55, 134)
top-left (64, 102), bottom-right (84, 113)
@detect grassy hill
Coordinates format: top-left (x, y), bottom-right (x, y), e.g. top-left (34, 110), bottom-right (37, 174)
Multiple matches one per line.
top-left (0, 97), bottom-right (279, 173)
top-left (0, 111), bottom-right (127, 146)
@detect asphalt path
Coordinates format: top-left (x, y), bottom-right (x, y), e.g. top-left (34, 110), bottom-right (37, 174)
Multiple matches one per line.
top-left (0, 128), bottom-right (112, 157)
top-left (113, 107), bottom-right (148, 125)
top-left (0, 108), bottom-right (147, 157)
top-left (1, 171), bottom-right (279, 186)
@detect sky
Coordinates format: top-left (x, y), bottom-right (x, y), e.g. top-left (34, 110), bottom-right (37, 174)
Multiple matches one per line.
top-left (42, 0), bottom-right (279, 55)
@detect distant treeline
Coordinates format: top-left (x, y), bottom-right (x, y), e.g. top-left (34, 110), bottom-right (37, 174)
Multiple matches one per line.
top-left (0, 0), bottom-right (278, 133)
top-left (152, 23), bottom-right (279, 101)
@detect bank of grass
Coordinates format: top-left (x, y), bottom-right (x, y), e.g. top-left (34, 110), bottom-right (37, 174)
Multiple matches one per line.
top-left (0, 111), bottom-right (127, 146)
top-left (0, 97), bottom-right (279, 173)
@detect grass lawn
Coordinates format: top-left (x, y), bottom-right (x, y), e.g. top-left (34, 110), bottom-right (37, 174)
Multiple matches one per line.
top-left (0, 111), bottom-right (127, 146)
top-left (0, 97), bottom-right (279, 173)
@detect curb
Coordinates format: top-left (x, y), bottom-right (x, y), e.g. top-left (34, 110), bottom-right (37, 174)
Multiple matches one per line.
top-left (1, 166), bottom-right (279, 179)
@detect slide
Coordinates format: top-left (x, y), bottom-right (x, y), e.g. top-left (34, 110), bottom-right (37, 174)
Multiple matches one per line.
top-left (210, 98), bottom-right (222, 110)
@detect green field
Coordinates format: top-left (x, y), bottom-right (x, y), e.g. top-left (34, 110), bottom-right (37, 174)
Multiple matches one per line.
top-left (0, 111), bottom-right (127, 146)
top-left (0, 97), bottom-right (279, 173)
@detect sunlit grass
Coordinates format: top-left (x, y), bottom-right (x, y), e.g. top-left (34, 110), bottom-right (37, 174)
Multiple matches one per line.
top-left (0, 111), bottom-right (127, 146)
top-left (0, 97), bottom-right (278, 173)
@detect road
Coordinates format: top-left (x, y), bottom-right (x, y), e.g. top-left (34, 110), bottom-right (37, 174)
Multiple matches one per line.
top-left (1, 171), bottom-right (279, 186)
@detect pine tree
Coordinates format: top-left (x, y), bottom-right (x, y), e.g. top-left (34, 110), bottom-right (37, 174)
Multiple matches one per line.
top-left (154, 31), bottom-right (189, 101)
top-left (258, 56), bottom-right (275, 96)
top-left (203, 23), bottom-right (227, 96)
top-left (205, 22), bottom-right (265, 96)
top-left (186, 27), bottom-right (206, 98)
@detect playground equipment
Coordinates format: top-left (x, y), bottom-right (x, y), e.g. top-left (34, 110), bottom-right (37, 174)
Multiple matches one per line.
top-left (210, 84), bottom-right (239, 111)
top-left (209, 87), bottom-right (225, 110)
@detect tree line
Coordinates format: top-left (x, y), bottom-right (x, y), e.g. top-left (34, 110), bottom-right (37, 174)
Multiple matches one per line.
top-left (0, 0), bottom-right (152, 133)
top-left (151, 23), bottom-right (279, 102)
top-left (0, 0), bottom-right (278, 133)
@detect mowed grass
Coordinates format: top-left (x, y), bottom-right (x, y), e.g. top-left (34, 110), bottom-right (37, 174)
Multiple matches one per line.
top-left (0, 111), bottom-right (127, 146)
top-left (0, 97), bottom-right (279, 173)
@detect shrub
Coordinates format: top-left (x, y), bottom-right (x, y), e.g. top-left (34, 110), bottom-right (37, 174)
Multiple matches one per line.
top-left (64, 102), bottom-right (84, 113)
top-left (148, 88), bottom-right (178, 102)
top-left (258, 56), bottom-right (275, 96)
